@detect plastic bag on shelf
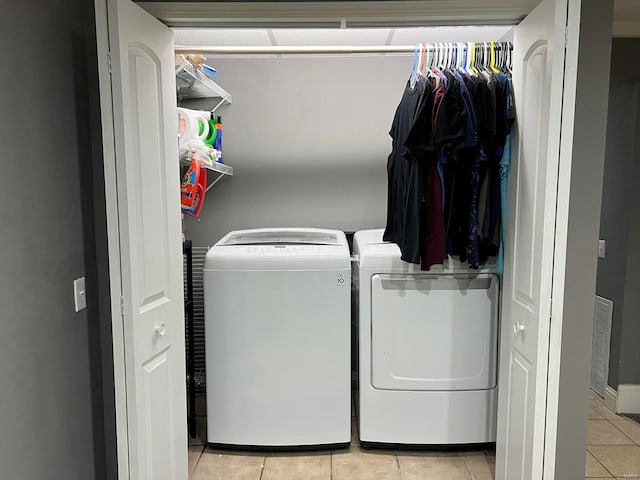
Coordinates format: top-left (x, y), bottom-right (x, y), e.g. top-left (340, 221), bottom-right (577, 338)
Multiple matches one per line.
top-left (179, 139), bottom-right (223, 169)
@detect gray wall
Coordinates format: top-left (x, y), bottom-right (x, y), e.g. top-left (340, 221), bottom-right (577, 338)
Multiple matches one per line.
top-left (618, 104), bottom-right (640, 386)
top-left (598, 81), bottom-right (638, 388)
top-left (598, 38), bottom-right (640, 388)
top-left (182, 55), bottom-right (412, 246)
top-left (0, 1), bottom-right (108, 479)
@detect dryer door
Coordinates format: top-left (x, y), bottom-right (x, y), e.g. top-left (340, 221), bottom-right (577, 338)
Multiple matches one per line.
top-left (371, 273), bottom-right (499, 391)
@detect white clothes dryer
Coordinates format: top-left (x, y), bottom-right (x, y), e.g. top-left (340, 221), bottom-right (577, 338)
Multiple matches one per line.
top-left (354, 229), bottom-right (499, 447)
top-left (204, 228), bottom-right (351, 448)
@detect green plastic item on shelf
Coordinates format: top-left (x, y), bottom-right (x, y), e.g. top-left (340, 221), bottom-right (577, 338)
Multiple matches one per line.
top-left (203, 118), bottom-right (218, 147)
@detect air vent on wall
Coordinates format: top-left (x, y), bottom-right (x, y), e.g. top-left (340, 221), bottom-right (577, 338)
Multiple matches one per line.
top-left (591, 296), bottom-right (613, 397)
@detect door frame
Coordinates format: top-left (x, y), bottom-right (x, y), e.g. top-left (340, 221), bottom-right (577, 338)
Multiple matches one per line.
top-left (94, 0), bottom-right (131, 477)
top-left (92, 0), bottom-right (613, 478)
top-left (544, 1), bottom-right (614, 478)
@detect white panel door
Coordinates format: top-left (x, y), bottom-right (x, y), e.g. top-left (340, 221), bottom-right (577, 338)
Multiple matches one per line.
top-left (496, 0), bottom-right (568, 478)
top-left (106, 0), bottom-right (187, 478)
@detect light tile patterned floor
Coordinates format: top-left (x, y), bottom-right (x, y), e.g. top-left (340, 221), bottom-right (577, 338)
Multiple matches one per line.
top-left (188, 396), bottom-right (496, 479)
top-left (188, 394), bottom-right (640, 479)
top-left (586, 394), bottom-right (640, 479)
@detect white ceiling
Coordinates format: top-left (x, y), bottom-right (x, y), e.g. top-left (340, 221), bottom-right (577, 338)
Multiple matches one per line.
top-left (144, 0), bottom-right (640, 37)
top-left (141, 1), bottom-right (539, 28)
top-left (173, 26), bottom-right (514, 49)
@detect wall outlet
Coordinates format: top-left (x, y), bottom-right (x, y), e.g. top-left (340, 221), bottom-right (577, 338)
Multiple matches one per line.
top-left (74, 277), bottom-right (86, 312)
top-left (598, 240), bottom-right (606, 259)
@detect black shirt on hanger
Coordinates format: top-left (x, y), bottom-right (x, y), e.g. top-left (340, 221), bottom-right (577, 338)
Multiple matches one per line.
top-left (384, 78), bottom-right (428, 264)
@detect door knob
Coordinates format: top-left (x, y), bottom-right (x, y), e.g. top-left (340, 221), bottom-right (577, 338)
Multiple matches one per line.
top-left (155, 323), bottom-right (167, 336)
top-left (514, 321), bottom-right (525, 334)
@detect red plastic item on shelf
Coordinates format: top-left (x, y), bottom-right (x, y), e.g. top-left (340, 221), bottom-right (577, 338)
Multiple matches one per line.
top-left (181, 157), bottom-right (207, 217)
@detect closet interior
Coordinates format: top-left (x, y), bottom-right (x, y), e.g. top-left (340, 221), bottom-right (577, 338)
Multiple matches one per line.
top-left (176, 24), bottom-right (514, 479)
top-left (95, 0), bottom-right (619, 477)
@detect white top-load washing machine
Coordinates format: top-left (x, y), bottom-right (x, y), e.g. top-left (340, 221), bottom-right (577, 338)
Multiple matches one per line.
top-left (354, 229), bottom-right (500, 446)
top-left (204, 228), bottom-right (351, 448)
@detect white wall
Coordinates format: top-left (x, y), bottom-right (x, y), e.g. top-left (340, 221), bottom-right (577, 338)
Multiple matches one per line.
top-left (182, 55), bottom-right (412, 245)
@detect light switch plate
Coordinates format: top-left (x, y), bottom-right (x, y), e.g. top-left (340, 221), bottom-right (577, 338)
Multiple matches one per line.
top-left (598, 240), bottom-right (606, 259)
top-left (74, 277), bottom-right (87, 312)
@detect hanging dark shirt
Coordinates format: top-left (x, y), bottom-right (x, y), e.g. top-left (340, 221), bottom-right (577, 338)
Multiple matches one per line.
top-left (386, 65), bottom-right (513, 271)
top-left (383, 78), bottom-right (428, 264)
top-left (421, 161), bottom-right (446, 270)
top-left (405, 71), bottom-right (470, 270)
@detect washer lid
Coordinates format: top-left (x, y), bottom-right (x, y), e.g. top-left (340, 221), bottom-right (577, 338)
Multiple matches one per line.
top-left (219, 228), bottom-right (343, 246)
top-left (206, 228), bottom-right (350, 270)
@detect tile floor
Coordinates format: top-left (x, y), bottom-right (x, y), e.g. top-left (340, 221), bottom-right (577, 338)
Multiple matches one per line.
top-left (586, 393), bottom-right (640, 479)
top-left (187, 393), bottom-right (640, 480)
top-left (188, 396), bottom-right (496, 480)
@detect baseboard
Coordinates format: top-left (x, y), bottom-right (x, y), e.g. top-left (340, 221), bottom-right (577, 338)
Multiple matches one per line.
top-left (616, 384), bottom-right (640, 414)
top-left (604, 386), bottom-right (617, 413)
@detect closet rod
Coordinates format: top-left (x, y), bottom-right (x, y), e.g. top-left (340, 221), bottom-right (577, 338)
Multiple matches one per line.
top-left (177, 45), bottom-right (436, 55)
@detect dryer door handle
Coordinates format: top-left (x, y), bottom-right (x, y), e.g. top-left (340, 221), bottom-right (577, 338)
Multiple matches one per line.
top-left (379, 275), bottom-right (493, 291)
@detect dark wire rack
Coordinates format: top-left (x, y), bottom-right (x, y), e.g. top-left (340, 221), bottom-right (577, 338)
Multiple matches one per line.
top-left (183, 240), bottom-right (196, 438)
